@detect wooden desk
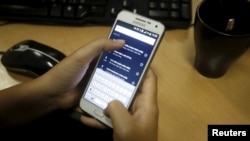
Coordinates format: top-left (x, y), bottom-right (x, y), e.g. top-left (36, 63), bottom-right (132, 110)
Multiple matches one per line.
top-left (0, 0), bottom-right (249, 140)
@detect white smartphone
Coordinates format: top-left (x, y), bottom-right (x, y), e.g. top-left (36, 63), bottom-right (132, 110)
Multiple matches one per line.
top-left (79, 10), bottom-right (165, 128)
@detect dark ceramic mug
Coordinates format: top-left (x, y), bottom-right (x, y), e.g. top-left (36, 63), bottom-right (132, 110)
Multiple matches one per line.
top-left (194, 0), bottom-right (250, 78)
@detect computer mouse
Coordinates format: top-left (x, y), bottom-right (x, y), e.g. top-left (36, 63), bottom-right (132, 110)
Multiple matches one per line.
top-left (1, 40), bottom-right (66, 77)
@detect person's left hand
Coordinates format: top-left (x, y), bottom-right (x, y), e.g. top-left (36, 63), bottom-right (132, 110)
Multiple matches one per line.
top-left (37, 38), bottom-right (125, 110)
top-left (0, 38), bottom-right (124, 127)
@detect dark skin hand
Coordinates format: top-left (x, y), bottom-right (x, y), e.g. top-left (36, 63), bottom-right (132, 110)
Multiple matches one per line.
top-left (0, 38), bottom-right (159, 141)
top-left (81, 66), bottom-right (159, 141)
top-left (0, 38), bottom-right (125, 127)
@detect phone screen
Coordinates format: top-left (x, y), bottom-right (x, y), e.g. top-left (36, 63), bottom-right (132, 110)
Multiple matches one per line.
top-left (83, 20), bottom-right (159, 109)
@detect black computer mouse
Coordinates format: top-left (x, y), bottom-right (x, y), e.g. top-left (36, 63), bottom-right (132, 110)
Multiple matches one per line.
top-left (1, 40), bottom-right (66, 77)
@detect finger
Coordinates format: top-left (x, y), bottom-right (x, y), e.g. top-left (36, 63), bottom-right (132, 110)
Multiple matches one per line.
top-left (140, 69), bottom-right (158, 104)
top-left (72, 38), bottom-right (125, 65)
top-left (130, 69), bottom-right (158, 122)
top-left (104, 100), bottom-right (133, 130)
top-left (45, 38), bottom-right (125, 90)
top-left (80, 115), bottom-right (107, 129)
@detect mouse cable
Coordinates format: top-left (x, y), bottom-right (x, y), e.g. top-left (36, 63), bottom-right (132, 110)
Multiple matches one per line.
top-left (0, 21), bottom-right (11, 26)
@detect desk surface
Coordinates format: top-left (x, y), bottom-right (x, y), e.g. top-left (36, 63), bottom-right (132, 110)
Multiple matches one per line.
top-left (1, 0), bottom-right (250, 140)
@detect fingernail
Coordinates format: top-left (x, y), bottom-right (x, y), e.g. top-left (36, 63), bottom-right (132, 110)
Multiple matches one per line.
top-left (113, 39), bottom-right (125, 44)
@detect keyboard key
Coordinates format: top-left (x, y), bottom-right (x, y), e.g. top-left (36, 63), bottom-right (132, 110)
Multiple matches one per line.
top-left (181, 3), bottom-right (191, 19)
top-left (171, 3), bottom-right (179, 10)
top-left (149, 2), bottom-right (158, 9)
top-left (149, 10), bottom-right (168, 18)
top-left (122, 0), bottom-right (132, 8)
top-left (90, 6), bottom-right (105, 16)
top-left (160, 2), bottom-right (169, 9)
top-left (50, 4), bottom-right (62, 17)
top-left (76, 5), bottom-right (88, 18)
top-left (63, 5), bottom-right (75, 17)
top-left (170, 11), bottom-right (180, 18)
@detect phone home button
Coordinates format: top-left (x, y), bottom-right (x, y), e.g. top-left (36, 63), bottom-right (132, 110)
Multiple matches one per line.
top-left (94, 109), bottom-right (104, 117)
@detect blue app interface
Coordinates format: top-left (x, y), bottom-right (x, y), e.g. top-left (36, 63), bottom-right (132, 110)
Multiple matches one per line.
top-left (84, 20), bottom-right (159, 109)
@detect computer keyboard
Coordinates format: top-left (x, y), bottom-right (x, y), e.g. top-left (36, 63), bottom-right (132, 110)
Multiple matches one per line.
top-left (0, 0), bottom-right (192, 29)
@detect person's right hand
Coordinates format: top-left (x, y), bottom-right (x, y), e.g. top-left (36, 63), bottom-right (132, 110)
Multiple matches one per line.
top-left (105, 69), bottom-right (159, 141)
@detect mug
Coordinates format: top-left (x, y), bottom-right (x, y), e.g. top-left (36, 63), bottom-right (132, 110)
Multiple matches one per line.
top-left (194, 0), bottom-right (250, 78)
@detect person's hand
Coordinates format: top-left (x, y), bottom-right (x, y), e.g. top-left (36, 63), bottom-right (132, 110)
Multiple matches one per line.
top-left (39, 38), bottom-right (125, 110)
top-left (0, 38), bottom-right (125, 127)
top-left (107, 69), bottom-right (158, 141)
top-left (80, 69), bottom-right (159, 141)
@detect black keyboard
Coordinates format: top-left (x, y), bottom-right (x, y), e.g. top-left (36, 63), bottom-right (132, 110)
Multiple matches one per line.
top-left (0, 0), bottom-right (192, 29)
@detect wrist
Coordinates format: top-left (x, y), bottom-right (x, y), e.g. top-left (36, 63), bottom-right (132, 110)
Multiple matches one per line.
top-left (28, 77), bottom-right (60, 112)
top-left (0, 78), bottom-right (59, 127)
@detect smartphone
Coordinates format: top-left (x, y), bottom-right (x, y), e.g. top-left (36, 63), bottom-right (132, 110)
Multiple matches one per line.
top-left (79, 10), bottom-right (165, 128)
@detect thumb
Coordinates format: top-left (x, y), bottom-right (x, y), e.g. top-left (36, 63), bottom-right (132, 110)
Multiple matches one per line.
top-left (72, 38), bottom-right (125, 65)
top-left (45, 38), bottom-right (125, 89)
top-left (104, 100), bottom-right (132, 129)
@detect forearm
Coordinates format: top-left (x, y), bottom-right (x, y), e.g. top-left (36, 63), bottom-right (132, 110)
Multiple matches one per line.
top-left (0, 78), bottom-right (58, 128)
